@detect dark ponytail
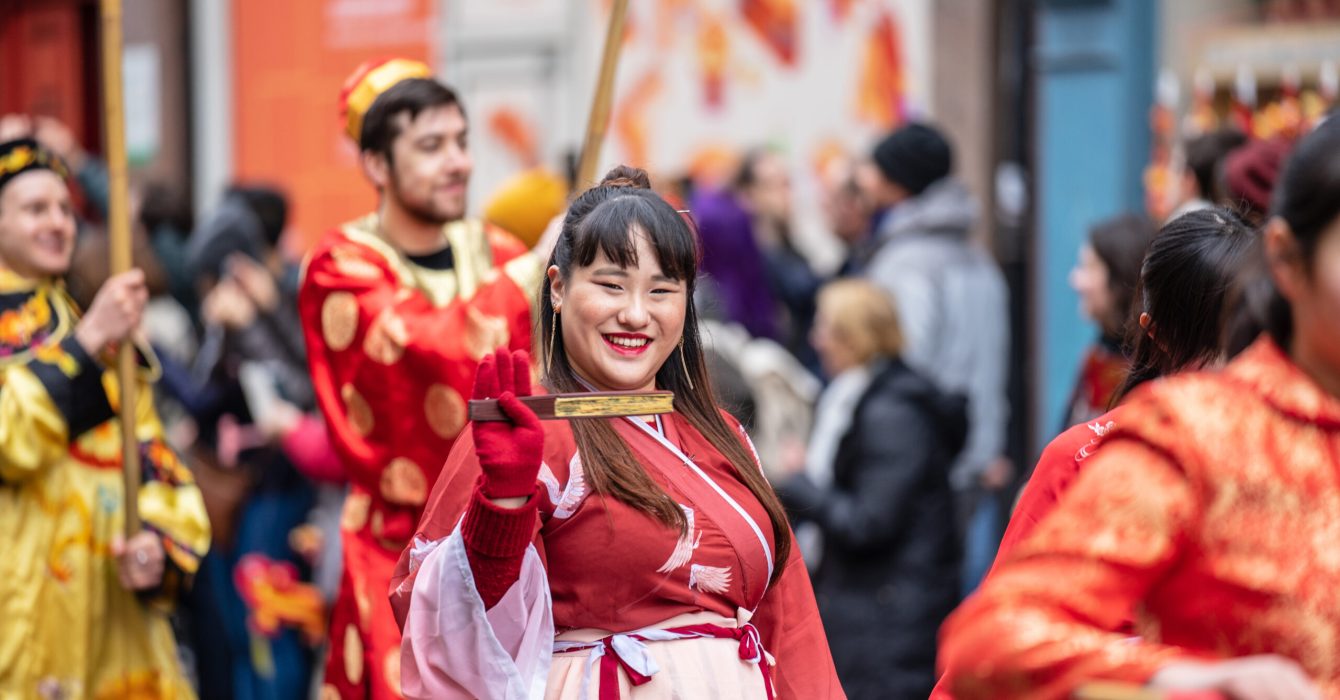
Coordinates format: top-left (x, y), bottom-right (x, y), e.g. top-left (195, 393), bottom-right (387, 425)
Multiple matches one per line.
top-left (1113, 207), bottom-right (1258, 404)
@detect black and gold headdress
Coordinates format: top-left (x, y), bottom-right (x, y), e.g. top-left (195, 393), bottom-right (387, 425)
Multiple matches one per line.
top-left (0, 138), bottom-right (69, 194)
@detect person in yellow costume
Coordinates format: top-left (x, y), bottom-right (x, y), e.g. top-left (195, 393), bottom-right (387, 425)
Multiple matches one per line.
top-left (0, 137), bottom-right (210, 699)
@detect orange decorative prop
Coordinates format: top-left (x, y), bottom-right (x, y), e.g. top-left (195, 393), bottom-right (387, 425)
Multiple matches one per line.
top-left (697, 14), bottom-right (729, 108)
top-left (741, 0), bottom-right (799, 66)
top-left (234, 553), bottom-right (327, 644)
top-left (855, 11), bottom-right (905, 129)
top-left (829, 0), bottom-right (857, 22)
top-left (613, 68), bottom-right (664, 167)
top-left (487, 107), bottom-right (539, 167)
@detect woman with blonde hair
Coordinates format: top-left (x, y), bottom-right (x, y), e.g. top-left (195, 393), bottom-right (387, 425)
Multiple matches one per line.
top-left (775, 278), bottom-right (966, 699)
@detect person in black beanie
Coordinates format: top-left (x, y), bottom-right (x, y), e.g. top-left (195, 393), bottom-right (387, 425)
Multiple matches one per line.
top-left (855, 121), bottom-right (1012, 597)
top-left (871, 122), bottom-right (954, 198)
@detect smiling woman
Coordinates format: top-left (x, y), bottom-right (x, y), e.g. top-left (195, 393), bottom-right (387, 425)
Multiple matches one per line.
top-left (393, 166), bottom-right (846, 699)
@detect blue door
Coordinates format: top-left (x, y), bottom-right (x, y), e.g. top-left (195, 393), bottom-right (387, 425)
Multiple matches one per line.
top-left (1032, 0), bottom-right (1155, 449)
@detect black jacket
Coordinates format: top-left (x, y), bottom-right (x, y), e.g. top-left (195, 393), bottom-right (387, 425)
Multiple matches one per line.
top-left (778, 358), bottom-right (966, 699)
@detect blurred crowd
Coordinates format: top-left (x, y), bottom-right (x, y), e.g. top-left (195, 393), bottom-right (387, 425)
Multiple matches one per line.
top-left (2, 82), bottom-right (1330, 697)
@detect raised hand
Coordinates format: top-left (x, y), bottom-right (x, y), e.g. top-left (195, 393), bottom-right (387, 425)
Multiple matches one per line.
top-left (74, 269), bottom-right (149, 356)
top-left (33, 116), bottom-right (88, 170)
top-left (471, 348), bottom-right (544, 503)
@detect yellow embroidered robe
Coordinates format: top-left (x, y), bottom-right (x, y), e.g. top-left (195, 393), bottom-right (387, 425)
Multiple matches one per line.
top-left (0, 272), bottom-right (210, 699)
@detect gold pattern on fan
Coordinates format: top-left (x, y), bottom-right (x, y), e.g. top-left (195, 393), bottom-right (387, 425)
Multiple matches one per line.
top-left (468, 391), bottom-right (675, 421)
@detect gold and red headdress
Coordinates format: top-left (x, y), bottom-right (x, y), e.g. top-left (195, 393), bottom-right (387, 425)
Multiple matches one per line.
top-left (339, 57), bottom-right (433, 143)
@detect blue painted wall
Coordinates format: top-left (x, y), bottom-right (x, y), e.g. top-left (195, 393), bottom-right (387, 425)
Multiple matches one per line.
top-left (1033, 0), bottom-right (1156, 449)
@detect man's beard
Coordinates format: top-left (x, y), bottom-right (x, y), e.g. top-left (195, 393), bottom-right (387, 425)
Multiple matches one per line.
top-left (389, 173), bottom-right (467, 226)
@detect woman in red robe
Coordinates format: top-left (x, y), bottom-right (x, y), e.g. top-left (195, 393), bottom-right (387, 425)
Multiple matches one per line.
top-left (997, 206), bottom-right (1260, 562)
top-left (390, 166), bottom-right (843, 699)
top-left (937, 117), bottom-right (1340, 699)
top-left (1062, 213), bottom-right (1153, 427)
top-left (929, 206), bottom-right (1260, 700)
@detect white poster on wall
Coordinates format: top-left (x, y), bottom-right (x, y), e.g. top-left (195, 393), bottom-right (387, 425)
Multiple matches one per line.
top-left (123, 43), bottom-right (161, 165)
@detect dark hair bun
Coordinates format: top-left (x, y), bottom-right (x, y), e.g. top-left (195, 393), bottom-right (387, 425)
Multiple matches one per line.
top-left (599, 165), bottom-right (652, 190)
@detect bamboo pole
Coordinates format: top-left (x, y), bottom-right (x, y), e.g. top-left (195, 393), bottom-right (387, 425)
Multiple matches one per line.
top-left (574, 0), bottom-right (630, 191)
top-left (99, 0), bottom-right (141, 538)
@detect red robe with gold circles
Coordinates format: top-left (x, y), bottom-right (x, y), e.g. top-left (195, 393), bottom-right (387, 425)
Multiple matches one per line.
top-left (299, 214), bottom-right (539, 699)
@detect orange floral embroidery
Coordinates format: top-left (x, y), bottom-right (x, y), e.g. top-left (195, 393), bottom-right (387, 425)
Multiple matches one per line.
top-left (32, 339), bottom-right (79, 377)
top-left (234, 554), bottom-right (326, 644)
top-left (93, 670), bottom-right (164, 700)
top-left (0, 288), bottom-right (54, 352)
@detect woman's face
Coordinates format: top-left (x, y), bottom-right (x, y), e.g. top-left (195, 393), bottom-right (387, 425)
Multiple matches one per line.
top-left (811, 307), bottom-right (860, 377)
top-left (1070, 244), bottom-right (1114, 327)
top-left (549, 231), bottom-right (687, 393)
top-left (1276, 215), bottom-right (1340, 384)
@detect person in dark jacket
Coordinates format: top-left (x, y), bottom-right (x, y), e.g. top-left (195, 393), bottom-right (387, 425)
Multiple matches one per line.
top-left (776, 278), bottom-right (966, 699)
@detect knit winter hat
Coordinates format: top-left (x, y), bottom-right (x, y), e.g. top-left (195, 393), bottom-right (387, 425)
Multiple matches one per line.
top-left (871, 123), bottom-right (953, 196)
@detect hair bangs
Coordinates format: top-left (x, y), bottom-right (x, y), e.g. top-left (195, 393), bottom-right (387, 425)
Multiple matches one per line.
top-left (571, 193), bottom-right (698, 283)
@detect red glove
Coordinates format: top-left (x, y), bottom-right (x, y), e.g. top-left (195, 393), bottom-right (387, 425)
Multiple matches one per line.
top-left (472, 348), bottom-right (544, 499)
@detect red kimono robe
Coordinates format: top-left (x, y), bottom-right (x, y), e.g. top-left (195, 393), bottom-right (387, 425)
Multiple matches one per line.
top-left (299, 214), bottom-right (538, 699)
top-left (939, 338), bottom-right (1340, 699)
top-left (930, 404), bottom-right (1132, 700)
top-left (390, 411), bottom-right (845, 699)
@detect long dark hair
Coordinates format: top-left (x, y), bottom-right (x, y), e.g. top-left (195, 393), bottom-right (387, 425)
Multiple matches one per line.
top-left (1264, 118), bottom-right (1340, 348)
top-left (1087, 213), bottom-right (1155, 339)
top-left (539, 165), bottom-right (792, 584)
top-left (1113, 207), bottom-right (1258, 403)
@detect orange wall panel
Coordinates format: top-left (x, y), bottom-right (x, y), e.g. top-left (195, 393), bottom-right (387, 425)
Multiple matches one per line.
top-left (231, 0), bottom-right (436, 249)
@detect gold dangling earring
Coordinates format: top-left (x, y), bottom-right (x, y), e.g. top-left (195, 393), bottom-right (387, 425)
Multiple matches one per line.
top-left (546, 309), bottom-right (558, 374)
top-left (678, 337), bottom-right (695, 390)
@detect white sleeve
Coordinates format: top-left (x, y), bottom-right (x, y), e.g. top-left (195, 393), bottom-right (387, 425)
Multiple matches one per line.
top-left (400, 528), bottom-right (554, 700)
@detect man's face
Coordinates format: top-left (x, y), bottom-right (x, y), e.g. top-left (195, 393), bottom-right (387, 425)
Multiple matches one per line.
top-left (856, 159), bottom-right (909, 210)
top-left (742, 152), bottom-right (792, 223)
top-left (385, 103), bottom-right (472, 225)
top-left (0, 170), bottom-right (76, 279)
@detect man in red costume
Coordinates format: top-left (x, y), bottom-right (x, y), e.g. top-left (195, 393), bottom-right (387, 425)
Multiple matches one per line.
top-left (299, 58), bottom-right (540, 698)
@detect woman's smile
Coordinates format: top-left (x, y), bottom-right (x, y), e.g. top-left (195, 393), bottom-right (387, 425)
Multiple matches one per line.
top-left (548, 231), bottom-right (687, 392)
top-left (602, 332), bottom-right (652, 355)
